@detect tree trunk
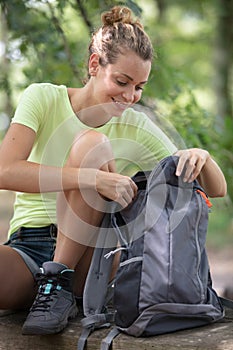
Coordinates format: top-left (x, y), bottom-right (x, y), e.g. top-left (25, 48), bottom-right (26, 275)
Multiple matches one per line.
top-left (213, 0), bottom-right (233, 120)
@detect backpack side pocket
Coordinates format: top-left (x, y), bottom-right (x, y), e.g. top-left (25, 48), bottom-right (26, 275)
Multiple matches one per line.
top-left (114, 239), bottom-right (144, 328)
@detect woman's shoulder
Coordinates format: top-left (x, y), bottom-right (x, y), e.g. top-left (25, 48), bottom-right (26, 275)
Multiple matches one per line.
top-left (20, 83), bottom-right (68, 108)
top-left (25, 82), bottom-right (67, 95)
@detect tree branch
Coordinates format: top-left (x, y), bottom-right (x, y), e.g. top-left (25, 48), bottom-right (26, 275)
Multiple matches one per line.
top-left (75, 0), bottom-right (93, 34)
top-left (47, 1), bottom-right (82, 84)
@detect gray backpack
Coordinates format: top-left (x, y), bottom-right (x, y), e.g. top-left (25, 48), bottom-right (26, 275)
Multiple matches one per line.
top-left (78, 156), bottom-right (229, 350)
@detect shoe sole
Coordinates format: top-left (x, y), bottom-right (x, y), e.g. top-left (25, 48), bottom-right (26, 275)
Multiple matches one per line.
top-left (22, 303), bottom-right (78, 335)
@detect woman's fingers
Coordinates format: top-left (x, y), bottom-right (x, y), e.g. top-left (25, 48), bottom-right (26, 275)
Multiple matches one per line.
top-left (96, 171), bottom-right (138, 207)
top-left (175, 149), bottom-right (210, 182)
top-left (115, 177), bottom-right (138, 207)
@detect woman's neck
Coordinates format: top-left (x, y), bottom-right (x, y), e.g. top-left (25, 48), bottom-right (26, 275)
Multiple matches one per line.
top-left (67, 86), bottom-right (113, 128)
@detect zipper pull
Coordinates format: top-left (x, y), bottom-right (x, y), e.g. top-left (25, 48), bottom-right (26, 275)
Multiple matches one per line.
top-left (196, 189), bottom-right (213, 208)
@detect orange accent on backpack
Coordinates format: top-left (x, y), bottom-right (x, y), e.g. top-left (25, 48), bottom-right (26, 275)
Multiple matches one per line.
top-left (196, 189), bottom-right (213, 208)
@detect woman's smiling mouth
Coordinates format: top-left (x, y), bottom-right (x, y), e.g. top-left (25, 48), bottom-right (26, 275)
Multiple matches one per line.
top-left (112, 98), bottom-right (130, 111)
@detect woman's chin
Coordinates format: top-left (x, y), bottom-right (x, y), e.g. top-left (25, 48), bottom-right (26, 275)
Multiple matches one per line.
top-left (110, 102), bottom-right (128, 117)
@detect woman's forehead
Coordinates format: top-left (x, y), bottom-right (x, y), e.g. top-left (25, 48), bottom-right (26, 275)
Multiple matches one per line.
top-left (109, 53), bottom-right (151, 81)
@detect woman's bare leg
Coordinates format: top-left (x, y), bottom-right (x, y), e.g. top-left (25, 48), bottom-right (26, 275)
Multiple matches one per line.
top-left (0, 246), bottom-right (36, 309)
top-left (21, 130), bottom-right (118, 334)
top-left (55, 130), bottom-right (116, 295)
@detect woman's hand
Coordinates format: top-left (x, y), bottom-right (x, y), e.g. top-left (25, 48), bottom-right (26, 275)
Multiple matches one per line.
top-left (174, 148), bottom-right (227, 197)
top-left (95, 170), bottom-right (138, 208)
top-left (174, 148), bottom-right (210, 183)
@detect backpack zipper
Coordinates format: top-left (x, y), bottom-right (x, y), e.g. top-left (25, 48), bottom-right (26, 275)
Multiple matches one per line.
top-left (196, 189), bottom-right (212, 209)
top-left (195, 191), bottom-right (206, 303)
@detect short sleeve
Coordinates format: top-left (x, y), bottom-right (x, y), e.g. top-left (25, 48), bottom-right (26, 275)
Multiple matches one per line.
top-left (11, 84), bottom-right (45, 133)
top-left (121, 108), bottom-right (177, 165)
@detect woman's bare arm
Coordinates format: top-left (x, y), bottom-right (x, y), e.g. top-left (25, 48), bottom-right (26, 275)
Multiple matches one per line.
top-left (175, 148), bottom-right (227, 197)
top-left (0, 123), bottom-right (80, 193)
top-left (0, 123), bottom-right (137, 206)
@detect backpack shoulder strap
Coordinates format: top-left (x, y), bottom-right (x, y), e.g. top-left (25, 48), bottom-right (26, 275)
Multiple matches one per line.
top-left (78, 209), bottom-right (118, 350)
top-left (83, 203), bottom-right (121, 315)
top-left (101, 327), bottom-right (121, 350)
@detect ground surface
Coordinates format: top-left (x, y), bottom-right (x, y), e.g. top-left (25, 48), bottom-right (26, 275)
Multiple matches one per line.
top-left (1, 307), bottom-right (233, 350)
top-left (0, 190), bottom-right (233, 297)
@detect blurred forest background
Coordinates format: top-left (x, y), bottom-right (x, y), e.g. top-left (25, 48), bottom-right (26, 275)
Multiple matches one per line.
top-left (0, 0), bottom-right (232, 249)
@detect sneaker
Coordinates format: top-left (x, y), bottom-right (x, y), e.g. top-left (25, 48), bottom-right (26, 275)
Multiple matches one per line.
top-left (22, 261), bottom-right (78, 335)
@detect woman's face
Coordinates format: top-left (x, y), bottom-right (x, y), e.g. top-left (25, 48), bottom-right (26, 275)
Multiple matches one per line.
top-left (89, 51), bottom-right (151, 116)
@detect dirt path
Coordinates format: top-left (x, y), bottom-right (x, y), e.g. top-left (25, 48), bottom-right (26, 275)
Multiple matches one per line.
top-left (0, 190), bottom-right (233, 297)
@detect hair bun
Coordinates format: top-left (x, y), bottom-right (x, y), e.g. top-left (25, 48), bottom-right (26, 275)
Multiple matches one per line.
top-left (102, 6), bottom-right (143, 28)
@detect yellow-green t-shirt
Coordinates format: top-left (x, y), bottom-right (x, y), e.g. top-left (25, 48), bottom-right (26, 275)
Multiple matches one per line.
top-left (9, 83), bottom-right (177, 235)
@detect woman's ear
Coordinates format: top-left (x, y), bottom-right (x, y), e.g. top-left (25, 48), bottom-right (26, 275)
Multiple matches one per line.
top-left (89, 53), bottom-right (100, 76)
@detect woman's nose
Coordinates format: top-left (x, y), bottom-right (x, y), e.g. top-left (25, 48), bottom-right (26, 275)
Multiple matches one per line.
top-left (122, 87), bottom-right (135, 103)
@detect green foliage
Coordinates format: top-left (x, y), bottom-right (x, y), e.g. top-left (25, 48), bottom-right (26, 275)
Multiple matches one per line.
top-left (136, 0), bottom-right (233, 203)
top-left (217, 116), bottom-right (233, 201)
top-left (1, 0), bottom-right (87, 86)
top-left (207, 198), bottom-right (233, 248)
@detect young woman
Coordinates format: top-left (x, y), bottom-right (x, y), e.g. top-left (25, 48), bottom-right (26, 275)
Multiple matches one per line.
top-left (0, 6), bottom-right (227, 335)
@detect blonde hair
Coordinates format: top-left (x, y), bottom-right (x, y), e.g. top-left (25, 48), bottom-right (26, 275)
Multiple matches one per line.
top-left (87, 6), bottom-right (153, 76)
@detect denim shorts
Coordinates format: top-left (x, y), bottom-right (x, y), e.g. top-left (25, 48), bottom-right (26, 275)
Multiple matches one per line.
top-left (4, 225), bottom-right (57, 278)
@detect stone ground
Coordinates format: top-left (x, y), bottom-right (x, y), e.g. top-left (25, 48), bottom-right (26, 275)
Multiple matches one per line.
top-left (0, 190), bottom-right (233, 297)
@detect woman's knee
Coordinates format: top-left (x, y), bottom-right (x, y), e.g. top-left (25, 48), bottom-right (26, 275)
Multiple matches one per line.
top-left (67, 130), bottom-right (114, 168)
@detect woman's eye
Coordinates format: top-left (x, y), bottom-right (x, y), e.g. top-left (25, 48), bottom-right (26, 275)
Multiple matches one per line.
top-left (117, 80), bottom-right (127, 86)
